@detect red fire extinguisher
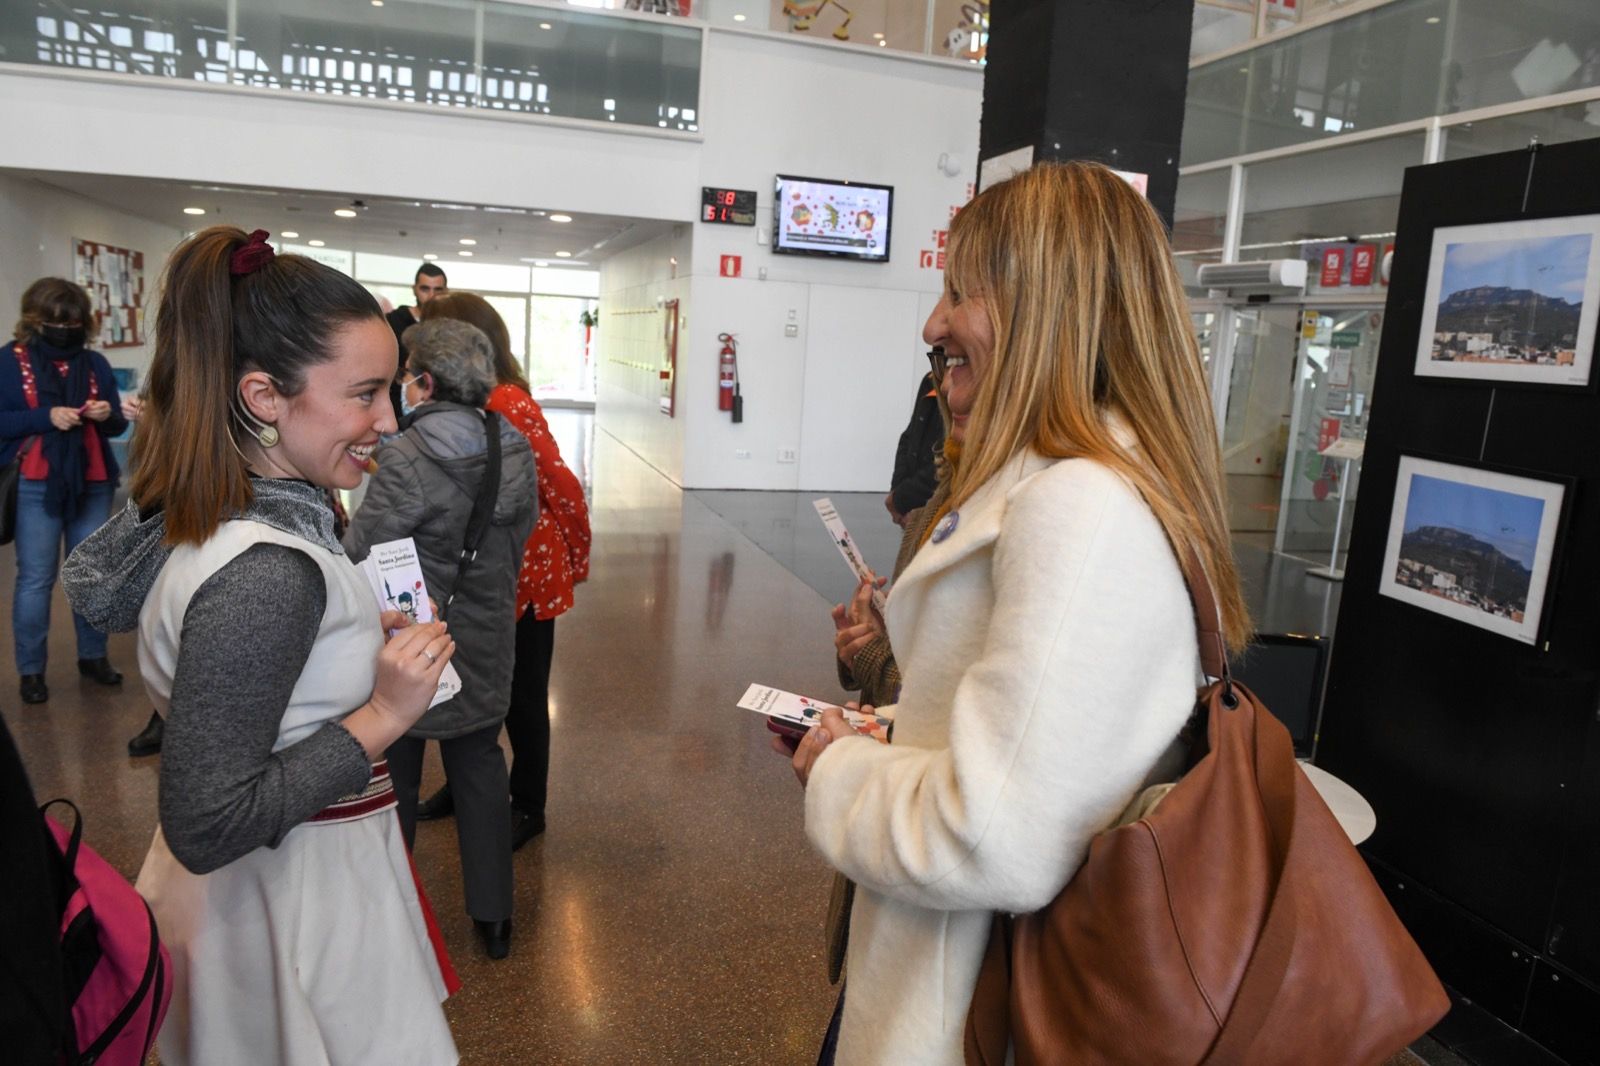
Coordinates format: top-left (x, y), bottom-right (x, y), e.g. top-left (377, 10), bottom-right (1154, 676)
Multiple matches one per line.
top-left (718, 332), bottom-right (743, 422)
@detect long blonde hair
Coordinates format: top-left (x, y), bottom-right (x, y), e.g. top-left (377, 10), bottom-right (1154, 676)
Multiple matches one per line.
top-left (945, 162), bottom-right (1250, 652)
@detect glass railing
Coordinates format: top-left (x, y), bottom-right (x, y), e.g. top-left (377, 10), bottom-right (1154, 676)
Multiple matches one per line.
top-left (0, 0), bottom-right (704, 132)
top-left (1184, 0), bottom-right (1600, 165)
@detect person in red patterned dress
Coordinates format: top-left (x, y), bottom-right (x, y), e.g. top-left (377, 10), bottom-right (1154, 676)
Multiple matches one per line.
top-left (414, 292), bottom-right (591, 848)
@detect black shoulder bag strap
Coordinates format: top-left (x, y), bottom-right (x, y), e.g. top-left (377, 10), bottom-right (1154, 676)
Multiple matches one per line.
top-left (441, 409), bottom-right (502, 619)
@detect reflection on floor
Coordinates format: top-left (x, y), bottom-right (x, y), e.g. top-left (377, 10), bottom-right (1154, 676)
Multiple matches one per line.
top-left (0, 411), bottom-right (1448, 1064)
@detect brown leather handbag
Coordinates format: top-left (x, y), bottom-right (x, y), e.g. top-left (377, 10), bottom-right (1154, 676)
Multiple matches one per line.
top-left (964, 557), bottom-right (1449, 1065)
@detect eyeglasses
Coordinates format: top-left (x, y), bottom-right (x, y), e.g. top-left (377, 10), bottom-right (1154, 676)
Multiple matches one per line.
top-left (926, 347), bottom-right (950, 385)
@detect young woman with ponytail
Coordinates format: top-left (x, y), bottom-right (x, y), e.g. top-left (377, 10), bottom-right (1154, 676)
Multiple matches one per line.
top-left (63, 227), bottom-right (463, 1065)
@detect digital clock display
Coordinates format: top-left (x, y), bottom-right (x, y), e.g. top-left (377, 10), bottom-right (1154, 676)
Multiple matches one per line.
top-left (701, 187), bottom-right (757, 226)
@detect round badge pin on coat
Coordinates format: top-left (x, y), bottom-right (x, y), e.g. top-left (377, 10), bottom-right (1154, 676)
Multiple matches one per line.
top-left (931, 511), bottom-right (959, 543)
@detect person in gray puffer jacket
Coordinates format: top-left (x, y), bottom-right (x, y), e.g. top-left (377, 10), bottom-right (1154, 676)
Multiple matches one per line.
top-left (344, 317), bottom-right (536, 960)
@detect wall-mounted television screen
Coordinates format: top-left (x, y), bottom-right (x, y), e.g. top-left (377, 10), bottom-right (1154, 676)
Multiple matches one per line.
top-left (773, 175), bottom-right (893, 263)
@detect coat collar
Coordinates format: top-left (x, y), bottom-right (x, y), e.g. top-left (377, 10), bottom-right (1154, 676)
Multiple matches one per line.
top-left (891, 447), bottom-right (1058, 602)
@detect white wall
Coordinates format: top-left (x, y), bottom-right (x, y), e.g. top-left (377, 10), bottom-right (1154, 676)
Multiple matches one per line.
top-left (679, 32), bottom-right (981, 489)
top-left (0, 31), bottom-right (983, 490)
top-left (597, 226), bottom-right (694, 484)
top-left (0, 171), bottom-right (183, 376)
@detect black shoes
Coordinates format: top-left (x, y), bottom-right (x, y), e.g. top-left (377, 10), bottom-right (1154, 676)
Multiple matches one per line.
top-left (415, 784), bottom-right (455, 821)
top-left (19, 675), bottom-right (48, 704)
top-left (128, 711), bottom-right (164, 757)
top-left (16, 661), bottom-right (121, 703)
top-left (473, 918), bottom-right (512, 960)
top-left (78, 658), bottom-right (123, 686)
top-left (511, 808), bottom-right (546, 852)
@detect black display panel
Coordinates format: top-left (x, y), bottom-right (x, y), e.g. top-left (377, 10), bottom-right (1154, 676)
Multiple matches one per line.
top-left (701, 187), bottom-right (757, 226)
top-left (772, 174), bottom-right (893, 263)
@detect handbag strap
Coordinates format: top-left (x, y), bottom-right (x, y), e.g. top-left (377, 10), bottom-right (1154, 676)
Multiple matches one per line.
top-left (1199, 688), bottom-right (1301, 1061)
top-left (440, 409), bottom-right (502, 618)
top-left (1178, 546), bottom-right (1303, 1061)
top-left (38, 797), bottom-right (85, 902)
top-left (1178, 547), bottom-right (1231, 688)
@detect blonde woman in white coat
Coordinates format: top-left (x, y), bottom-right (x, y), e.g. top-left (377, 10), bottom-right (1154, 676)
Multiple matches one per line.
top-left (785, 162), bottom-right (1252, 1065)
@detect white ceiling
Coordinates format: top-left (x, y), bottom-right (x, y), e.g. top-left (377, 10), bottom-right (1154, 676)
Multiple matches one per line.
top-left (10, 168), bottom-right (672, 268)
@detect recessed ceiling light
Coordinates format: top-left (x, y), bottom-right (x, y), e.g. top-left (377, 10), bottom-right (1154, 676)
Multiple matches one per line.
top-left (872, 32), bottom-right (883, 39)
top-left (459, 238), bottom-right (477, 246)
top-left (458, 250), bottom-right (474, 257)
top-left (372, 0), bottom-right (384, 6)
top-left (308, 239), bottom-right (326, 247)
top-left (878, 40), bottom-right (887, 47)
top-left (281, 230), bottom-right (299, 238)
top-left (1238, 67), bottom-right (1249, 74)
top-left (1425, 15), bottom-right (1441, 23)
top-left (334, 208), bottom-right (358, 218)
top-left (555, 251), bottom-right (572, 258)
top-left (549, 214), bottom-right (573, 223)
top-left (733, 13), bottom-right (746, 20)
top-left (535, 260), bottom-right (549, 267)
top-left (540, 21), bottom-right (552, 29)
top-left (423, 253), bottom-right (438, 260)
top-left (183, 206), bottom-right (206, 215)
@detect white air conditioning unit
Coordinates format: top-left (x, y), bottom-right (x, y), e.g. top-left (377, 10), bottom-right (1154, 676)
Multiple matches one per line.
top-left (1197, 259), bottom-right (1308, 295)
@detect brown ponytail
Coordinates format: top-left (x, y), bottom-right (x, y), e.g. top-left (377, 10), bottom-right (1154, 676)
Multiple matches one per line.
top-left (130, 226), bottom-right (383, 544)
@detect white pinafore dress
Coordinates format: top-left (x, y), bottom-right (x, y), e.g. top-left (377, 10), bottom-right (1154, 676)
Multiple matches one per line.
top-left (134, 519), bottom-right (459, 1065)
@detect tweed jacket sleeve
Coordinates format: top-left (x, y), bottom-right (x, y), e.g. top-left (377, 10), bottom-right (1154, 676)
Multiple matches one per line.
top-left (835, 484), bottom-right (947, 702)
top-left (804, 459), bottom-right (1200, 915)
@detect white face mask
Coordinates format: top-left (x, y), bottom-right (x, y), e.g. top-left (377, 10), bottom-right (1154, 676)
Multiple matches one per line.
top-left (398, 373), bottom-right (423, 418)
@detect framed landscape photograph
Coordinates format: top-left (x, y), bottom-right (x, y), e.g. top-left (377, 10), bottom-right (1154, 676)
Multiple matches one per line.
top-left (1379, 456), bottom-right (1566, 645)
top-left (1414, 214), bottom-right (1600, 386)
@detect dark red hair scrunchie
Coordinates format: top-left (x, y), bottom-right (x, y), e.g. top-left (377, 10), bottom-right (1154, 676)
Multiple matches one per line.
top-left (230, 230), bottom-right (276, 277)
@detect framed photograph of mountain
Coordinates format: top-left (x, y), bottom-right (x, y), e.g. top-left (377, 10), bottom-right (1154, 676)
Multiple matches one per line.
top-left (1379, 456), bottom-right (1567, 645)
top-left (1414, 214), bottom-right (1600, 386)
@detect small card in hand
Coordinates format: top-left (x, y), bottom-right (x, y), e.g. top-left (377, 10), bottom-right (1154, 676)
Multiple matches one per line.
top-left (737, 683), bottom-right (892, 743)
top-left (358, 537), bottom-right (463, 709)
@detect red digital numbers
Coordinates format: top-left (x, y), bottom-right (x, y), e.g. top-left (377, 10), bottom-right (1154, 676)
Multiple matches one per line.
top-left (703, 189), bottom-right (752, 225)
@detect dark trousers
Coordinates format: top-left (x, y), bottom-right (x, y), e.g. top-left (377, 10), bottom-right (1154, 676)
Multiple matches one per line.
top-left (505, 614), bottom-right (556, 818)
top-left (387, 723), bottom-right (512, 922)
top-left (817, 983), bottom-right (845, 1066)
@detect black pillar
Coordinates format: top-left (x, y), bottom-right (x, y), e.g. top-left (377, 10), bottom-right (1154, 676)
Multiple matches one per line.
top-left (978, 0), bottom-right (1195, 229)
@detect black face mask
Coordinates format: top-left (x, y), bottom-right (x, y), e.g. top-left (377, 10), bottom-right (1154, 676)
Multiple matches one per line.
top-left (39, 324), bottom-right (87, 351)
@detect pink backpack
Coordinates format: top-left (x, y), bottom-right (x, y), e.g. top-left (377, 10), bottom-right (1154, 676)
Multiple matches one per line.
top-left (42, 800), bottom-right (172, 1065)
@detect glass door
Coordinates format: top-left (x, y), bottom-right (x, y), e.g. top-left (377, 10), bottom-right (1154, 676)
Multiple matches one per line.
top-left (1275, 307), bottom-right (1383, 561)
top-left (1220, 305), bottom-right (1300, 548)
top-left (528, 295), bottom-right (599, 403)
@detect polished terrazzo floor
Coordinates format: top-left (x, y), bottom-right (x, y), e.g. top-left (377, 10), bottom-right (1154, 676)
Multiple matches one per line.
top-left (4, 411), bottom-right (1443, 1064)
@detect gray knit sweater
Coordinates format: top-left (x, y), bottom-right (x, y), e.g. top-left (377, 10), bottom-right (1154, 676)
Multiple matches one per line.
top-left (63, 480), bottom-right (373, 875)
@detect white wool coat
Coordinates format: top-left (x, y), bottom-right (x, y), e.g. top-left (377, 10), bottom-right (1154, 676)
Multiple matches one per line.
top-left (805, 447), bottom-right (1202, 1065)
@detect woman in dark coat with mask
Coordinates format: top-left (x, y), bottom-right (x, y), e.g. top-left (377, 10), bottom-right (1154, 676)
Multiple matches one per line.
top-left (0, 278), bottom-right (127, 704)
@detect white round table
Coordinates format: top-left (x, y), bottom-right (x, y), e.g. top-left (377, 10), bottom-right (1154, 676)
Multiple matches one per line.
top-left (1299, 761), bottom-right (1377, 845)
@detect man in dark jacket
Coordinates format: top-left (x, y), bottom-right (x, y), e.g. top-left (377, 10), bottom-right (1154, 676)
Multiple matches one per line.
top-left (885, 371), bottom-right (943, 525)
top-left (385, 263), bottom-right (447, 414)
